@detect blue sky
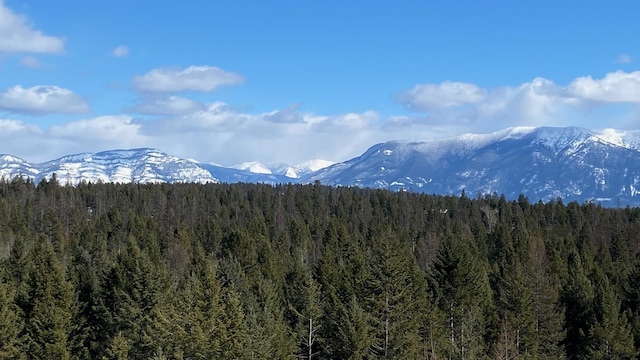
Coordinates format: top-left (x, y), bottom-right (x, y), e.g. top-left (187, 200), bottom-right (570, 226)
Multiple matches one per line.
top-left (1, 0), bottom-right (639, 165)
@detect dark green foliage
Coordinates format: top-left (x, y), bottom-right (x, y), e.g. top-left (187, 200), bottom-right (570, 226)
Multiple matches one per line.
top-left (0, 180), bottom-right (640, 358)
top-left (0, 277), bottom-right (23, 359)
top-left (17, 237), bottom-right (74, 360)
top-left (562, 251), bottom-right (595, 359)
top-left (431, 226), bottom-right (495, 359)
top-left (589, 274), bottom-right (636, 359)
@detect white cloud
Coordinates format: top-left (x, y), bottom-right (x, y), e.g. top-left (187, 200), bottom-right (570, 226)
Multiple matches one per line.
top-left (567, 71), bottom-right (640, 102)
top-left (133, 65), bottom-right (244, 92)
top-left (4, 71), bottom-right (640, 166)
top-left (399, 81), bottom-right (486, 112)
top-left (112, 45), bottom-right (129, 57)
top-left (0, 85), bottom-right (89, 115)
top-left (128, 96), bottom-right (205, 115)
top-left (49, 115), bottom-right (142, 143)
top-left (397, 71), bottom-right (640, 129)
top-left (615, 54), bottom-right (632, 64)
top-left (0, 103), bottom-right (379, 165)
top-left (0, 118), bottom-right (41, 136)
top-left (0, 1), bottom-right (64, 54)
top-left (263, 104), bottom-right (305, 123)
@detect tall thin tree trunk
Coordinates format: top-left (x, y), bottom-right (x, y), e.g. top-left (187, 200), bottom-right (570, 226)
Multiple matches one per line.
top-left (308, 317), bottom-right (313, 360)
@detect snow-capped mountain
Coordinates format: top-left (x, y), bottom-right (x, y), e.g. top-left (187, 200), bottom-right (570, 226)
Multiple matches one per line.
top-left (231, 161), bottom-right (273, 175)
top-left (231, 159), bottom-right (336, 179)
top-left (0, 155), bottom-right (39, 180)
top-left (3, 126), bottom-right (640, 206)
top-left (0, 149), bottom-right (220, 185)
top-left (268, 159), bottom-right (336, 179)
top-left (306, 126), bottom-right (640, 206)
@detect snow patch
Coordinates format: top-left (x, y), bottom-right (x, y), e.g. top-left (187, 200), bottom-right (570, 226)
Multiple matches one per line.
top-left (232, 161), bottom-right (272, 174)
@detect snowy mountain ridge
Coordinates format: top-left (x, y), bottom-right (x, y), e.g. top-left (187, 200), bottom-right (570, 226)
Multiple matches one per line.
top-left (3, 126), bottom-right (640, 206)
top-left (308, 126), bottom-right (640, 206)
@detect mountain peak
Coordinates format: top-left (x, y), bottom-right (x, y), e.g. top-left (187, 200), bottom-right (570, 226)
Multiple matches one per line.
top-left (232, 161), bottom-right (272, 175)
top-left (309, 126), bottom-right (640, 206)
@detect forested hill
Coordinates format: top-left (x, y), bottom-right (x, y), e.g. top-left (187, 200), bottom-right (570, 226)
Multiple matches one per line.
top-left (1, 178), bottom-right (640, 359)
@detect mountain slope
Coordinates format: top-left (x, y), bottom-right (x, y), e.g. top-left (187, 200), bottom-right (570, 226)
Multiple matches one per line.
top-left (0, 149), bottom-right (220, 185)
top-left (305, 126), bottom-right (640, 206)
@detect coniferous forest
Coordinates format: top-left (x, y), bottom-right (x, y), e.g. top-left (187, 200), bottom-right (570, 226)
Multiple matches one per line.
top-left (2, 178), bottom-right (640, 359)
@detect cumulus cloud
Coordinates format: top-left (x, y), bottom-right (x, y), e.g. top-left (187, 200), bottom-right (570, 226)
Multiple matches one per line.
top-left (263, 104), bottom-right (305, 123)
top-left (0, 118), bottom-right (42, 136)
top-left (128, 95), bottom-right (205, 115)
top-left (0, 85), bottom-right (89, 115)
top-left (397, 71), bottom-right (640, 129)
top-left (49, 115), bottom-right (142, 143)
top-left (0, 1), bottom-right (64, 54)
top-left (112, 45), bottom-right (129, 57)
top-left (133, 65), bottom-right (244, 92)
top-left (399, 81), bottom-right (486, 112)
top-left (0, 106), bottom-right (391, 165)
top-left (5, 70), bottom-right (640, 166)
top-left (567, 71), bottom-right (640, 103)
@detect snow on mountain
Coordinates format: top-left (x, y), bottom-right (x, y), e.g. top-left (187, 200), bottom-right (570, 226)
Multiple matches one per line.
top-left (1, 149), bottom-right (219, 185)
top-left (296, 159), bottom-right (335, 173)
top-left (3, 126), bottom-right (640, 207)
top-left (305, 126), bottom-right (640, 207)
top-left (231, 161), bottom-right (272, 175)
top-left (0, 154), bottom-right (39, 180)
top-left (268, 163), bottom-right (299, 178)
top-left (591, 128), bottom-right (640, 151)
top-left (268, 159), bottom-right (336, 179)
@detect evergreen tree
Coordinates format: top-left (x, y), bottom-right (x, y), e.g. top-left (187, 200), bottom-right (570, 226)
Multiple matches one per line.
top-left (101, 237), bottom-right (168, 359)
top-left (588, 274), bottom-right (635, 359)
top-left (622, 254), bottom-right (640, 351)
top-left (17, 237), bottom-right (74, 360)
top-left (0, 277), bottom-right (24, 359)
top-left (495, 262), bottom-right (537, 359)
top-left (529, 236), bottom-right (566, 359)
top-left (561, 251), bottom-right (595, 359)
top-left (431, 229), bottom-right (493, 360)
top-left (290, 271), bottom-right (323, 359)
top-left (366, 231), bottom-right (425, 359)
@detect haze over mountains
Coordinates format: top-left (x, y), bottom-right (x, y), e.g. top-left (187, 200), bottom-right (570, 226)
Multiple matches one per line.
top-left (3, 126), bottom-right (640, 207)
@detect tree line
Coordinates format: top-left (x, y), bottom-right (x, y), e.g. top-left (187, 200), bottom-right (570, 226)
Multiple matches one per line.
top-left (1, 177), bottom-right (640, 359)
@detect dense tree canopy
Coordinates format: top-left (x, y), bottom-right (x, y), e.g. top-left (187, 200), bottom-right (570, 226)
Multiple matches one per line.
top-left (1, 177), bottom-right (640, 359)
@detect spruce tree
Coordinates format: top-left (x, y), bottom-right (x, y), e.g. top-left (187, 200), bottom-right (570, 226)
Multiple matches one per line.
top-left (561, 251), bottom-right (595, 359)
top-left (431, 229), bottom-right (493, 360)
top-left (0, 277), bottom-right (23, 359)
top-left (17, 237), bottom-right (74, 360)
top-left (588, 274), bottom-right (636, 359)
top-left (366, 231), bottom-right (425, 359)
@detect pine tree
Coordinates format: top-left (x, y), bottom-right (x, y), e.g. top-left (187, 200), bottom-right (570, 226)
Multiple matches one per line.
top-left (365, 231), bottom-right (425, 359)
top-left (0, 277), bottom-right (24, 359)
top-left (243, 277), bottom-right (296, 359)
top-left (561, 251), bottom-right (595, 359)
top-left (622, 254), bottom-right (640, 352)
top-left (588, 274), bottom-right (636, 359)
top-left (101, 237), bottom-right (168, 359)
top-left (290, 271), bottom-right (323, 359)
top-left (431, 229), bottom-right (493, 360)
top-left (220, 287), bottom-right (250, 359)
top-left (529, 236), bottom-right (565, 359)
top-left (16, 237), bottom-right (74, 360)
top-left (495, 262), bottom-right (537, 359)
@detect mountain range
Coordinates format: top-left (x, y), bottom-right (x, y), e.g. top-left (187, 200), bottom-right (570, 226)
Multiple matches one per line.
top-left (3, 126), bottom-right (640, 207)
